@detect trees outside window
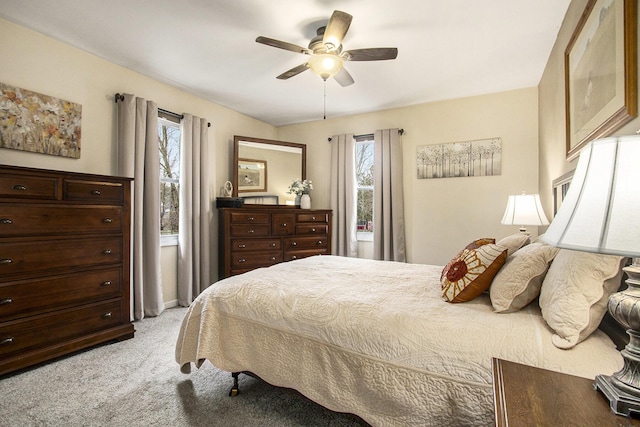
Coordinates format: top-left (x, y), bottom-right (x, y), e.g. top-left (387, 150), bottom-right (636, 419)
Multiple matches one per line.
top-left (159, 118), bottom-right (180, 236)
top-left (356, 138), bottom-right (374, 235)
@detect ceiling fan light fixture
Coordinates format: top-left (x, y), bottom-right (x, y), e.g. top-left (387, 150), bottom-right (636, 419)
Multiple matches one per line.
top-left (308, 54), bottom-right (343, 81)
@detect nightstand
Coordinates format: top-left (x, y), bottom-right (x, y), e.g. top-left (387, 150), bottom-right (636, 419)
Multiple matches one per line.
top-left (491, 358), bottom-right (640, 426)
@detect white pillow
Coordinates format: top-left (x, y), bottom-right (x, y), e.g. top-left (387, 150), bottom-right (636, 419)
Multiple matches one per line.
top-left (490, 242), bottom-right (559, 313)
top-left (496, 233), bottom-right (531, 257)
top-left (539, 249), bottom-right (626, 349)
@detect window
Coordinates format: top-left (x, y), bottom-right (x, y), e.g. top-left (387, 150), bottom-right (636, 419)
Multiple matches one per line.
top-left (355, 135), bottom-right (374, 240)
top-left (158, 116), bottom-right (181, 245)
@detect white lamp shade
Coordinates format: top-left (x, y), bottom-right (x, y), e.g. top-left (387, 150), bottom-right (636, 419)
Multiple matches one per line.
top-left (501, 193), bottom-right (549, 227)
top-left (542, 136), bottom-right (640, 257)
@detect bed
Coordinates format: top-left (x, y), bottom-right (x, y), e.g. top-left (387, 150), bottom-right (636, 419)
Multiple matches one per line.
top-left (175, 246), bottom-right (627, 426)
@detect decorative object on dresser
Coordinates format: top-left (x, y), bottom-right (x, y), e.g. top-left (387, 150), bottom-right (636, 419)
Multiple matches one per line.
top-left (0, 165), bottom-right (134, 376)
top-left (542, 136), bottom-right (640, 416)
top-left (218, 207), bottom-right (331, 279)
top-left (500, 192), bottom-right (549, 234)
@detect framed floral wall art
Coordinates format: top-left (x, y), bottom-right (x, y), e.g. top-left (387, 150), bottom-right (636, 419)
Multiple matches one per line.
top-left (0, 82), bottom-right (82, 158)
top-left (564, 0), bottom-right (637, 161)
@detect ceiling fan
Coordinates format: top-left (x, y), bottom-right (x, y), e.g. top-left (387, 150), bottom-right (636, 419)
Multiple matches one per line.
top-left (256, 10), bottom-right (398, 87)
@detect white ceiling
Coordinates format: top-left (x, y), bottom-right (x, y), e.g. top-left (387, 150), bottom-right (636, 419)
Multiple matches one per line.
top-left (0, 0), bottom-right (571, 127)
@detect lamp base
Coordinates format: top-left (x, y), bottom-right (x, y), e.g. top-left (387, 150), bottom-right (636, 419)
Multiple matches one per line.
top-left (594, 374), bottom-right (640, 417)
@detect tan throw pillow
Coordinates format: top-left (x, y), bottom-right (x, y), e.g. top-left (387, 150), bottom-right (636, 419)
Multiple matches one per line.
top-left (442, 244), bottom-right (508, 303)
top-left (490, 242), bottom-right (559, 313)
top-left (539, 249), bottom-right (626, 349)
top-left (496, 233), bottom-right (531, 257)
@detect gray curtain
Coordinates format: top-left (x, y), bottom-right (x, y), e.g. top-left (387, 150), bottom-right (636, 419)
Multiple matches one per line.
top-left (373, 129), bottom-right (406, 262)
top-left (177, 114), bottom-right (211, 305)
top-left (116, 94), bottom-right (164, 320)
top-left (330, 134), bottom-right (358, 257)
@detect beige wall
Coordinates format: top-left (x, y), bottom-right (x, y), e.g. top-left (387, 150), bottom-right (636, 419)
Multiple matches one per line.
top-left (277, 87), bottom-right (541, 265)
top-left (539, 0), bottom-right (640, 215)
top-left (0, 18), bottom-right (276, 306)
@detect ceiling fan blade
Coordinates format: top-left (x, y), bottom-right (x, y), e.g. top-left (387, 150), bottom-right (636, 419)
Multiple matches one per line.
top-left (276, 63), bottom-right (310, 80)
top-left (323, 10), bottom-right (352, 50)
top-left (344, 48), bottom-right (398, 61)
top-left (256, 36), bottom-right (311, 55)
top-left (334, 67), bottom-right (354, 87)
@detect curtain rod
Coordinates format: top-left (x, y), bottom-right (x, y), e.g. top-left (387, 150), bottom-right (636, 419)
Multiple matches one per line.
top-left (114, 93), bottom-right (211, 127)
top-left (327, 129), bottom-right (404, 142)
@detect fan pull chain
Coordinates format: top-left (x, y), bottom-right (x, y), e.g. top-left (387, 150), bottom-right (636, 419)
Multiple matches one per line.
top-left (323, 80), bottom-right (327, 120)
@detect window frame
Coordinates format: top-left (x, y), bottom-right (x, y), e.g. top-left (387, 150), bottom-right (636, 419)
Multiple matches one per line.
top-left (158, 115), bottom-right (181, 247)
top-left (355, 134), bottom-right (374, 242)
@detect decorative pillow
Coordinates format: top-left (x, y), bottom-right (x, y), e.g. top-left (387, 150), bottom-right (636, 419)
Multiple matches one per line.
top-left (490, 242), bottom-right (559, 313)
top-left (539, 249), bottom-right (626, 349)
top-left (441, 243), bottom-right (508, 303)
top-left (440, 238), bottom-right (496, 281)
top-left (496, 233), bottom-right (531, 257)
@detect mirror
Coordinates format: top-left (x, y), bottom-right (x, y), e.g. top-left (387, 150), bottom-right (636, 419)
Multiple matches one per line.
top-left (233, 135), bottom-right (306, 205)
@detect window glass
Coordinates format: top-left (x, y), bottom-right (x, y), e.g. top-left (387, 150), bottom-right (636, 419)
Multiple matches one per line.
top-left (355, 138), bottom-right (374, 234)
top-left (159, 118), bottom-right (180, 236)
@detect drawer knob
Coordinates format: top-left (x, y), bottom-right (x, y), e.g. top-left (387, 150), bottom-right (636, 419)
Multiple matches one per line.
top-left (281, 223), bottom-right (287, 227)
top-left (291, 256), bottom-right (297, 260)
top-left (238, 244), bottom-right (246, 249)
top-left (270, 256), bottom-right (276, 261)
top-left (101, 312), bottom-right (112, 319)
top-left (248, 229), bottom-right (254, 234)
top-left (270, 243), bottom-right (276, 247)
top-left (103, 218), bottom-right (113, 224)
top-left (291, 242), bottom-right (297, 246)
top-left (0, 297), bottom-right (14, 305)
top-left (0, 337), bottom-right (14, 345)
top-left (311, 228), bottom-right (316, 233)
top-left (238, 258), bottom-right (246, 263)
top-left (311, 216), bottom-right (316, 220)
top-left (12, 184), bottom-right (27, 191)
top-left (317, 240), bottom-right (323, 245)
top-left (248, 217), bottom-right (254, 221)
top-left (91, 189), bottom-right (102, 196)
top-left (0, 258), bottom-right (13, 265)
top-left (101, 280), bottom-right (112, 287)
top-left (102, 249), bottom-right (112, 255)
top-left (0, 218), bottom-right (13, 225)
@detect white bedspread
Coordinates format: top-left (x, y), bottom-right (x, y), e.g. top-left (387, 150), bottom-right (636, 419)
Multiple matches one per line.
top-left (176, 255), bottom-right (623, 426)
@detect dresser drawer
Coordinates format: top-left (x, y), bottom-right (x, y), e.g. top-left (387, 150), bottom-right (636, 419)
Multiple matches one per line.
top-left (284, 236), bottom-right (329, 251)
top-left (0, 299), bottom-right (122, 357)
top-left (0, 236), bottom-right (122, 277)
top-left (229, 212), bottom-right (269, 224)
top-left (0, 267), bottom-right (122, 321)
top-left (0, 174), bottom-right (58, 200)
top-left (231, 251), bottom-right (282, 269)
top-left (295, 224), bottom-right (328, 235)
top-left (230, 238), bottom-right (281, 252)
top-left (63, 179), bottom-right (124, 203)
top-left (0, 205), bottom-right (123, 236)
top-left (284, 250), bottom-right (328, 261)
top-left (272, 213), bottom-right (295, 236)
top-left (297, 212), bottom-right (329, 223)
top-left (230, 224), bottom-right (270, 237)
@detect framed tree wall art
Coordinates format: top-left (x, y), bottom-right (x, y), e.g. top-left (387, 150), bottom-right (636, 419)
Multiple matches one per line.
top-left (565, 0), bottom-right (637, 161)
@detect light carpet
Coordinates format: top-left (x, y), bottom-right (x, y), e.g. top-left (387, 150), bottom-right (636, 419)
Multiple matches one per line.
top-left (0, 307), bottom-right (369, 426)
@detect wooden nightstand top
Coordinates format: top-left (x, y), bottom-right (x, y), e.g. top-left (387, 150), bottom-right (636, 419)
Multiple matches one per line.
top-left (492, 358), bottom-right (640, 427)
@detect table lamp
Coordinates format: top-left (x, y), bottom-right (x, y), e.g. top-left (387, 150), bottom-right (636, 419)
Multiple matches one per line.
top-left (501, 192), bottom-right (549, 233)
top-left (541, 135), bottom-right (640, 416)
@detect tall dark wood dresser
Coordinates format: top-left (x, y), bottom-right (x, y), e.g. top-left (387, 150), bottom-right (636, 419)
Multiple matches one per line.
top-left (218, 207), bottom-right (332, 279)
top-left (0, 165), bottom-right (134, 375)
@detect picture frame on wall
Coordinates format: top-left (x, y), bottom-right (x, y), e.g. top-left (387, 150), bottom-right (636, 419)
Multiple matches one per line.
top-left (237, 158), bottom-right (267, 192)
top-left (564, 0), bottom-right (637, 161)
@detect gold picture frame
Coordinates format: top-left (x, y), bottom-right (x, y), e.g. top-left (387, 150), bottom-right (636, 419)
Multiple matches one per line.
top-left (237, 158), bottom-right (267, 192)
top-left (565, 0), bottom-right (637, 161)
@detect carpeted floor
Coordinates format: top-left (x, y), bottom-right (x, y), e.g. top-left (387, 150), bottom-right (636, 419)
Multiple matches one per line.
top-left (0, 307), bottom-right (369, 426)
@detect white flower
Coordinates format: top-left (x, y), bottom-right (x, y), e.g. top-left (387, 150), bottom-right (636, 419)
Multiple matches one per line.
top-left (287, 179), bottom-right (313, 195)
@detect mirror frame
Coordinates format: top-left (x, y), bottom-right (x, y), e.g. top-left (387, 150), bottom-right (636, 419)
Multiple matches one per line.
top-left (232, 135), bottom-right (306, 200)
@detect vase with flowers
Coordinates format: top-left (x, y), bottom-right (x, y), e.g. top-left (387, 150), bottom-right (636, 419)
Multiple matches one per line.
top-left (287, 179), bottom-right (313, 208)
